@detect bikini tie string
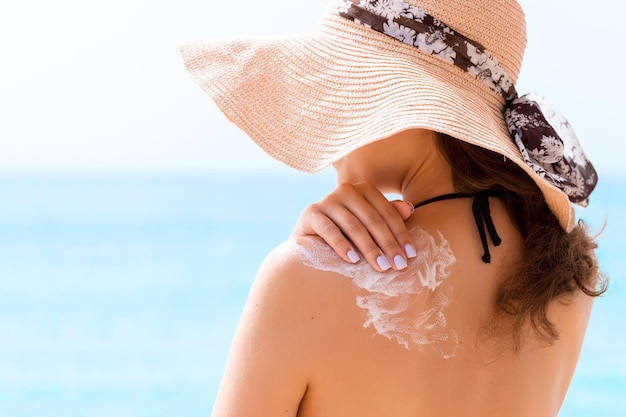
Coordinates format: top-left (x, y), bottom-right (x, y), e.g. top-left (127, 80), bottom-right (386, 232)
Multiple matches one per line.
top-left (413, 191), bottom-right (502, 264)
top-left (471, 191), bottom-right (502, 263)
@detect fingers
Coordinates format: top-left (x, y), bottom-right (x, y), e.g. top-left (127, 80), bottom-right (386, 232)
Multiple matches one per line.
top-left (291, 181), bottom-right (416, 272)
top-left (338, 182), bottom-right (416, 271)
top-left (390, 200), bottom-right (415, 220)
top-left (291, 203), bottom-right (362, 265)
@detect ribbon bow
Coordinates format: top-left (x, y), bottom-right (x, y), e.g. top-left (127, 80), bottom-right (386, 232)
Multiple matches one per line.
top-left (505, 94), bottom-right (597, 206)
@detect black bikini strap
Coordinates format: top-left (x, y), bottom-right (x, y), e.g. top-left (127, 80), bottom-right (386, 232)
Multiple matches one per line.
top-left (413, 191), bottom-right (502, 264)
top-left (412, 192), bottom-right (473, 209)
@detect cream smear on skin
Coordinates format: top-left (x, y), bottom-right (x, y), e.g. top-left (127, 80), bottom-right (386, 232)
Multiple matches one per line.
top-left (288, 227), bottom-right (459, 358)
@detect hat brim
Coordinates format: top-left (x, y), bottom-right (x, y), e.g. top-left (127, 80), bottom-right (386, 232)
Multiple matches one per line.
top-left (179, 11), bottom-right (574, 231)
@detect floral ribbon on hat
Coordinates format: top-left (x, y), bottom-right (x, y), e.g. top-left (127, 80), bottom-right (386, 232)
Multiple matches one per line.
top-left (337, 0), bottom-right (597, 206)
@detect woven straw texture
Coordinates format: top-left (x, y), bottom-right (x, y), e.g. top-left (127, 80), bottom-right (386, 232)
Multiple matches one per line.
top-left (179, 0), bottom-right (575, 231)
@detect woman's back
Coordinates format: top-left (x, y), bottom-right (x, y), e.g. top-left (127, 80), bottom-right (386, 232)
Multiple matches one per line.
top-left (223, 196), bottom-right (594, 417)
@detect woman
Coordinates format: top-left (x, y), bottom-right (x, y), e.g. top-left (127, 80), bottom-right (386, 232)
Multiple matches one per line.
top-left (179, 0), bottom-right (605, 415)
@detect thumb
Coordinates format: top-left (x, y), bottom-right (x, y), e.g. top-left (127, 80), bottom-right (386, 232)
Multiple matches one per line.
top-left (390, 200), bottom-right (414, 220)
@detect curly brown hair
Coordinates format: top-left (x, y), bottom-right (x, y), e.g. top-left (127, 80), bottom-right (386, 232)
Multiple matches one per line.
top-left (436, 133), bottom-right (607, 349)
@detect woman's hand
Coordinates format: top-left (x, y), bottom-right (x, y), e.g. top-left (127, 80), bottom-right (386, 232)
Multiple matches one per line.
top-left (291, 181), bottom-right (416, 272)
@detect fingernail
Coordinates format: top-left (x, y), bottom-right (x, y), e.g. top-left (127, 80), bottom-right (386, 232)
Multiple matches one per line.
top-left (347, 249), bottom-right (360, 263)
top-left (404, 243), bottom-right (417, 258)
top-left (377, 255), bottom-right (392, 271)
top-left (394, 254), bottom-right (407, 269)
top-left (402, 201), bottom-right (415, 215)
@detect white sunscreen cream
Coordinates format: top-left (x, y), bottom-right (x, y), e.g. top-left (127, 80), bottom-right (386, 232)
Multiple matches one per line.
top-left (289, 227), bottom-right (458, 357)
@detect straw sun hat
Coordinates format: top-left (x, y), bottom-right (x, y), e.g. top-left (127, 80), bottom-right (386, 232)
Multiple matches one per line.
top-left (179, 0), bottom-right (597, 232)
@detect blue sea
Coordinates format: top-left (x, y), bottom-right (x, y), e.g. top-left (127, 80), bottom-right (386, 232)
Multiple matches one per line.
top-left (0, 173), bottom-right (623, 417)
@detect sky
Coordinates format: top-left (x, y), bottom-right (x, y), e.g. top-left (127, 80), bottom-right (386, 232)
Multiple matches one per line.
top-left (0, 0), bottom-right (624, 175)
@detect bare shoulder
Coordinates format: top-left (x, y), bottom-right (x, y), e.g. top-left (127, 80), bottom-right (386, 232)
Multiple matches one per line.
top-left (251, 237), bottom-right (359, 320)
top-left (210, 237), bottom-right (358, 416)
top-left (248, 236), bottom-right (358, 336)
top-left (256, 236), bottom-right (354, 288)
top-left (257, 236), bottom-right (329, 277)
top-left (263, 235), bottom-right (356, 268)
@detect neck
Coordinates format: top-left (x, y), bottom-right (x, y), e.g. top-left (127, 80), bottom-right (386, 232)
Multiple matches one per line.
top-left (333, 129), bottom-right (456, 204)
top-left (397, 136), bottom-right (456, 206)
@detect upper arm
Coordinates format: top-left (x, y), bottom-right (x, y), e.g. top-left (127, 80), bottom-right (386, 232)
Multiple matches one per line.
top-left (211, 242), bottom-right (324, 417)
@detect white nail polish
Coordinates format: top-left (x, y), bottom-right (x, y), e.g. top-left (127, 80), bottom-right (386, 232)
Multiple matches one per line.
top-left (404, 243), bottom-right (417, 258)
top-left (377, 255), bottom-right (392, 271)
top-left (394, 254), bottom-right (407, 269)
top-left (347, 249), bottom-right (360, 263)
